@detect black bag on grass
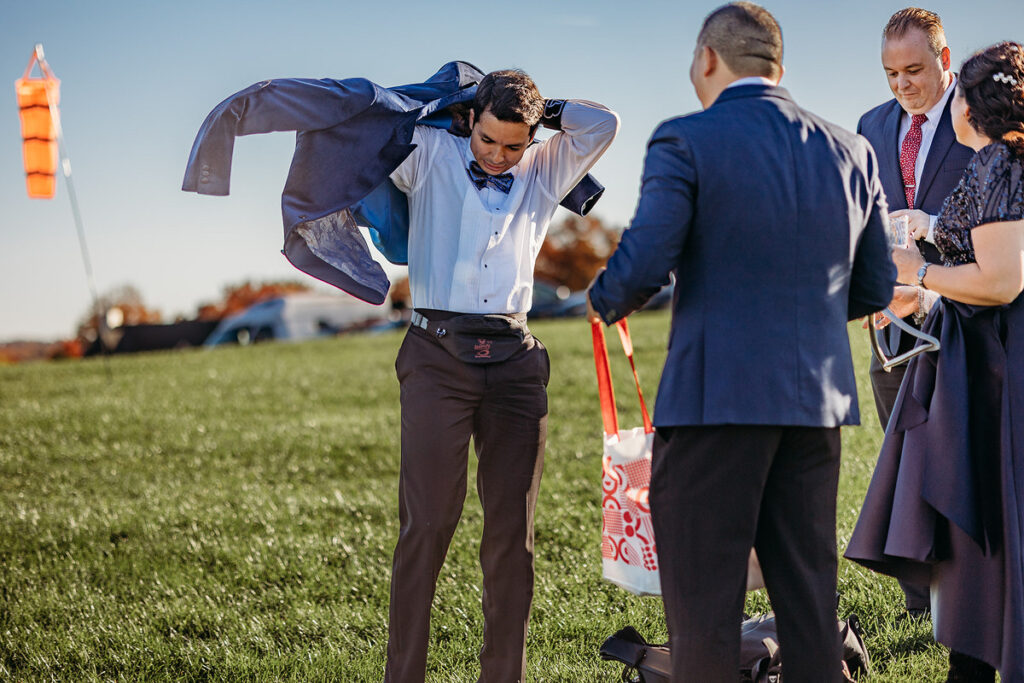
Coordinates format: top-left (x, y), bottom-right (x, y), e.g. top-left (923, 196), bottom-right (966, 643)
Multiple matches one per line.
top-left (598, 613), bottom-right (870, 682)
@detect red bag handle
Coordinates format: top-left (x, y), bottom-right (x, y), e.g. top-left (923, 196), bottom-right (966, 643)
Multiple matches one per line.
top-left (616, 318), bottom-right (654, 434)
top-left (592, 318), bottom-right (654, 437)
top-left (592, 320), bottom-right (619, 437)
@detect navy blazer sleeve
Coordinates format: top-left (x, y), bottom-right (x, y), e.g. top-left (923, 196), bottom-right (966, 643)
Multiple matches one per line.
top-left (848, 143), bottom-right (898, 320)
top-left (590, 121), bottom-right (694, 324)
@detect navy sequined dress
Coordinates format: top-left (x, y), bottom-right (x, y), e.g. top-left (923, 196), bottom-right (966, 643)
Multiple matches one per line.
top-left (846, 142), bottom-right (1024, 679)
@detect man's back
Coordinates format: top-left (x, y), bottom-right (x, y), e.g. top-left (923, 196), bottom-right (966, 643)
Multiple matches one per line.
top-left (586, 8), bottom-right (895, 681)
top-left (595, 84), bottom-right (893, 428)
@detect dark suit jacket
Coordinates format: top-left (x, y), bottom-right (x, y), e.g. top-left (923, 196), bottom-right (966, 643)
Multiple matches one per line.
top-left (590, 85), bottom-right (896, 428)
top-left (858, 91), bottom-right (974, 359)
top-left (182, 61), bottom-right (603, 304)
top-left (857, 92), bottom-right (975, 264)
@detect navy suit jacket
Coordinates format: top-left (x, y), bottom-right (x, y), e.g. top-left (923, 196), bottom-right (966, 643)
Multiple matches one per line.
top-left (590, 85), bottom-right (896, 428)
top-left (182, 61), bottom-right (603, 304)
top-left (857, 91), bottom-right (975, 265)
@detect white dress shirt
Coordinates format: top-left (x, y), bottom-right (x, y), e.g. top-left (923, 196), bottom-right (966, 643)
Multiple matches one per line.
top-left (726, 76), bottom-right (778, 89)
top-left (390, 100), bottom-right (618, 314)
top-left (897, 75), bottom-right (956, 242)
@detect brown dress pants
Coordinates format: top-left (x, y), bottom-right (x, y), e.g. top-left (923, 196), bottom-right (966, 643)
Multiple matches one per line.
top-left (384, 324), bottom-right (549, 683)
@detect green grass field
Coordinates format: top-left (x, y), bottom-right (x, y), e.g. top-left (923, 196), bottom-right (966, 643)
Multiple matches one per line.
top-left (0, 311), bottom-right (950, 681)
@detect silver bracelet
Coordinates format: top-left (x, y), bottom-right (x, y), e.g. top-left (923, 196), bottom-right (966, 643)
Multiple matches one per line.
top-left (913, 287), bottom-right (927, 326)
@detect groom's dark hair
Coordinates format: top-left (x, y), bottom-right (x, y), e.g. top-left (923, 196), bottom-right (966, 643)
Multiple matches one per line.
top-left (473, 70), bottom-right (544, 132)
top-left (697, 2), bottom-right (783, 80)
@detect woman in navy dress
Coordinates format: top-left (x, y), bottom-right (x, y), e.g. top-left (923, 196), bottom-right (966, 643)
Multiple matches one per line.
top-left (846, 41), bottom-right (1024, 683)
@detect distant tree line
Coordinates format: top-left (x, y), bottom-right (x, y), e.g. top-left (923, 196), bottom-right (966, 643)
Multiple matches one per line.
top-left (5, 215), bottom-right (619, 362)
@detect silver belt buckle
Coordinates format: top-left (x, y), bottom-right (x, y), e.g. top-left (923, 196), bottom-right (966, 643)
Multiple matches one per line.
top-left (411, 311), bottom-right (446, 337)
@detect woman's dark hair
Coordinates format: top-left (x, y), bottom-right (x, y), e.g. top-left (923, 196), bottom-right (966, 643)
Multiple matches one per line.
top-left (959, 41), bottom-right (1024, 158)
top-left (472, 70), bottom-right (544, 131)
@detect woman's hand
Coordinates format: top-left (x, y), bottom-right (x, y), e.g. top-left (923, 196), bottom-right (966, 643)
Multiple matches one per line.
top-left (889, 208), bottom-right (931, 242)
top-left (892, 242), bottom-right (926, 285)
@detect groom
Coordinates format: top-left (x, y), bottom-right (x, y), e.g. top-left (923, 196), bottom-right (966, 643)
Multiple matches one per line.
top-left (587, 3), bottom-right (895, 681)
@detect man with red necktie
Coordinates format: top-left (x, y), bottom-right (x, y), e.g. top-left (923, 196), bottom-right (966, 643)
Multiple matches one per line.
top-left (856, 7), bottom-right (975, 620)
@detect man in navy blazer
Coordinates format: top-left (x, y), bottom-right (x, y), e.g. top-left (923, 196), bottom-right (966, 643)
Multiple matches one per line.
top-left (857, 7), bottom-right (974, 618)
top-left (587, 3), bottom-right (895, 681)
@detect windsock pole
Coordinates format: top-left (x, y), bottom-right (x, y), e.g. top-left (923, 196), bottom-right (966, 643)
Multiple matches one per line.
top-left (34, 45), bottom-right (101, 326)
top-left (31, 44), bottom-right (110, 371)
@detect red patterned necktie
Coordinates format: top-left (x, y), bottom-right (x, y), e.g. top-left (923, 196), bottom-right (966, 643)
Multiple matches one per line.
top-left (900, 113), bottom-right (928, 209)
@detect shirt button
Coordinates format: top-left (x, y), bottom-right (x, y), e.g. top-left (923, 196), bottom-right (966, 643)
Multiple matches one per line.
top-left (484, 299), bottom-right (488, 303)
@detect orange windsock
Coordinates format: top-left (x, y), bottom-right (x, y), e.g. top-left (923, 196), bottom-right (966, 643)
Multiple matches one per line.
top-left (14, 47), bottom-right (60, 199)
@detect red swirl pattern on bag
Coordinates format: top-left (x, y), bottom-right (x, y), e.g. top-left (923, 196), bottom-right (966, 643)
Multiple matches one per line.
top-left (601, 455), bottom-right (657, 570)
top-left (602, 457), bottom-right (623, 495)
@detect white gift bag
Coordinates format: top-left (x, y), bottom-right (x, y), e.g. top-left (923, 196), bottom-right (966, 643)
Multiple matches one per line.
top-left (592, 320), bottom-right (764, 596)
top-left (593, 319), bottom-right (660, 595)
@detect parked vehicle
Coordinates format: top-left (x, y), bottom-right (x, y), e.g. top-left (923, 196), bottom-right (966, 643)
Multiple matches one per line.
top-left (529, 277), bottom-right (674, 319)
top-left (641, 278), bottom-right (675, 311)
top-left (204, 293), bottom-right (389, 346)
top-left (83, 320), bottom-right (218, 356)
top-left (529, 280), bottom-right (588, 318)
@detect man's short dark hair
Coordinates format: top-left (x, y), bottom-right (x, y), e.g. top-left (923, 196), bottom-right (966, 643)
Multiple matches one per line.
top-left (472, 70), bottom-right (544, 130)
top-left (883, 8), bottom-right (947, 57)
top-left (697, 2), bottom-right (783, 80)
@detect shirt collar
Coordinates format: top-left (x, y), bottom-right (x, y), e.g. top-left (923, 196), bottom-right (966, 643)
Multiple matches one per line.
top-left (726, 76), bottom-right (777, 89)
top-left (462, 137), bottom-right (477, 168)
top-left (915, 73), bottom-right (957, 124)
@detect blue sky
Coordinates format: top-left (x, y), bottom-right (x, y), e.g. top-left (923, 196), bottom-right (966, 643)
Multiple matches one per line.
top-left (1, 0), bottom-right (1019, 341)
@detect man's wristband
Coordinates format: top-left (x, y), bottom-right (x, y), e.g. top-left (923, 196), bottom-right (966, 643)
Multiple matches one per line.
top-left (540, 99), bottom-right (566, 130)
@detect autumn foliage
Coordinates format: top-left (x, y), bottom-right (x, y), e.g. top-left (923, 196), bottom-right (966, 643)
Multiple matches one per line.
top-left (196, 280), bottom-right (312, 321)
top-left (75, 284), bottom-right (163, 342)
top-left (534, 214), bottom-right (621, 291)
top-left (389, 277), bottom-right (411, 311)
top-left (0, 339), bottom-right (82, 363)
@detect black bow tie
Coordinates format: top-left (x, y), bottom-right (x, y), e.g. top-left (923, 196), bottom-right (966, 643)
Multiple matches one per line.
top-left (467, 161), bottom-right (514, 194)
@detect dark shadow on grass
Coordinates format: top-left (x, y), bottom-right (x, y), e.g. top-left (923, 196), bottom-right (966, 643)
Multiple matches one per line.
top-left (886, 615), bottom-right (937, 658)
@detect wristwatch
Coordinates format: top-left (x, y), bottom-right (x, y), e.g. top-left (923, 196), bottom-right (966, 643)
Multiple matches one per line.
top-left (916, 263), bottom-right (931, 289)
